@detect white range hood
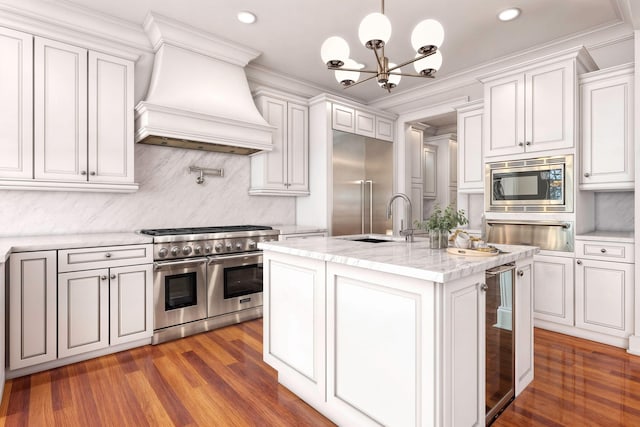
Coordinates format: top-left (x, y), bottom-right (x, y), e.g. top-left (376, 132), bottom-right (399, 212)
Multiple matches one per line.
top-left (135, 13), bottom-right (273, 155)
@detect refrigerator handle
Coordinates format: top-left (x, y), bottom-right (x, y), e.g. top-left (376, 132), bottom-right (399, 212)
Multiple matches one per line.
top-left (360, 180), bottom-right (365, 234)
top-left (366, 180), bottom-right (373, 234)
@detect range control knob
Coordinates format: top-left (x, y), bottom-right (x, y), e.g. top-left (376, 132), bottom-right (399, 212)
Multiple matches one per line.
top-left (248, 240), bottom-right (257, 249)
top-left (158, 248), bottom-right (169, 258)
top-left (225, 242), bottom-right (233, 251)
top-left (182, 246), bottom-right (192, 256)
top-left (236, 242), bottom-right (243, 250)
top-left (214, 243), bottom-right (223, 252)
top-left (170, 246), bottom-right (180, 256)
top-left (204, 245), bottom-right (212, 254)
top-left (194, 245), bottom-right (202, 255)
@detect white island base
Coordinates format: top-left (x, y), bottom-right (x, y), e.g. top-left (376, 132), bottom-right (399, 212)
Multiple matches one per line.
top-left (260, 237), bottom-right (536, 427)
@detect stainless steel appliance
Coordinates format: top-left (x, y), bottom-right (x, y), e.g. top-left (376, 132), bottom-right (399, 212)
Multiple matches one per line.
top-left (485, 219), bottom-right (574, 252)
top-left (331, 130), bottom-right (393, 236)
top-left (485, 263), bottom-right (516, 425)
top-left (139, 225), bottom-right (280, 344)
top-left (485, 155), bottom-right (573, 213)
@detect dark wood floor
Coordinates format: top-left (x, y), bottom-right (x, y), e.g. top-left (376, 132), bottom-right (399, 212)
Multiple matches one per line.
top-left (2, 321), bottom-right (640, 426)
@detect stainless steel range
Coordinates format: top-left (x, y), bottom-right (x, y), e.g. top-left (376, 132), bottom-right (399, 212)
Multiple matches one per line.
top-left (139, 225), bottom-right (280, 344)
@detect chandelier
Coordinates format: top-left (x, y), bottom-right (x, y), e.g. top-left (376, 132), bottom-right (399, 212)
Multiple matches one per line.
top-left (320, 0), bottom-right (444, 92)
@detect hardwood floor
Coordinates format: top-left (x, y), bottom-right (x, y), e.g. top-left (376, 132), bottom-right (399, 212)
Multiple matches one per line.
top-left (2, 321), bottom-right (640, 426)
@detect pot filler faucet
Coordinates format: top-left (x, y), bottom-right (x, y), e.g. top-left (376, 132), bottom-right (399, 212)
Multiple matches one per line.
top-left (386, 193), bottom-right (414, 242)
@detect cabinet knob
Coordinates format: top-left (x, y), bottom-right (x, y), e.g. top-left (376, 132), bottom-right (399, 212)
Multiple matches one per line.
top-left (90, 171), bottom-right (96, 176)
top-left (105, 253), bottom-right (112, 258)
top-left (584, 172), bottom-right (591, 178)
top-left (479, 283), bottom-right (488, 292)
top-left (577, 260), bottom-right (583, 265)
top-left (110, 274), bottom-right (116, 280)
top-left (517, 270), bottom-right (524, 277)
top-left (100, 275), bottom-right (107, 281)
top-left (518, 142), bottom-right (524, 147)
top-left (525, 141), bottom-right (531, 146)
top-left (80, 170), bottom-right (87, 175)
top-left (600, 248), bottom-right (607, 253)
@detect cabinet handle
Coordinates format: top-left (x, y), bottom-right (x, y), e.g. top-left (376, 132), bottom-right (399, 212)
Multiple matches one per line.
top-left (479, 283), bottom-right (488, 292)
top-left (584, 172), bottom-right (591, 178)
top-left (90, 171), bottom-right (96, 176)
top-left (110, 274), bottom-right (116, 280)
top-left (80, 170), bottom-right (87, 175)
top-left (525, 141), bottom-right (531, 146)
top-left (517, 270), bottom-right (524, 277)
top-left (105, 253), bottom-right (112, 258)
top-left (518, 142), bottom-right (524, 147)
top-left (577, 260), bottom-right (582, 265)
top-left (600, 248), bottom-right (607, 253)
top-left (100, 275), bottom-right (107, 281)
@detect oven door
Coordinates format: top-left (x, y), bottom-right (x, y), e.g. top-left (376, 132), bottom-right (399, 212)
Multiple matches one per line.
top-left (154, 258), bottom-right (207, 330)
top-left (207, 253), bottom-right (263, 318)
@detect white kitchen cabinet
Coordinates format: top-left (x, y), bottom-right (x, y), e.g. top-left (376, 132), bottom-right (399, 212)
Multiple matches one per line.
top-left (58, 268), bottom-right (110, 358)
top-left (579, 64), bottom-right (634, 190)
top-left (0, 262), bottom-right (5, 400)
top-left (0, 27), bottom-right (33, 179)
top-left (515, 260), bottom-right (534, 395)
top-left (355, 110), bottom-right (376, 137)
top-left (375, 116), bottom-right (394, 141)
top-left (410, 126), bottom-right (424, 184)
top-left (456, 100), bottom-right (484, 192)
top-left (331, 102), bottom-right (394, 141)
top-left (423, 145), bottom-right (437, 198)
top-left (251, 90), bottom-right (309, 195)
top-left (332, 103), bottom-right (355, 134)
top-left (424, 133), bottom-right (458, 210)
top-left (575, 258), bottom-right (633, 338)
top-left (481, 48), bottom-right (597, 158)
top-left (411, 182), bottom-right (423, 222)
top-left (9, 251), bottom-right (57, 370)
top-left (533, 254), bottom-right (574, 326)
top-left (109, 263), bottom-right (153, 345)
top-left (34, 37), bottom-right (88, 182)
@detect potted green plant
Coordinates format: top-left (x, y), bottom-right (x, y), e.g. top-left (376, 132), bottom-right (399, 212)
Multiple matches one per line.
top-left (415, 204), bottom-right (468, 248)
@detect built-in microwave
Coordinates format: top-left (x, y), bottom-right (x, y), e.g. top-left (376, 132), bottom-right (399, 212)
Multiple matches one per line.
top-left (485, 155), bottom-right (573, 212)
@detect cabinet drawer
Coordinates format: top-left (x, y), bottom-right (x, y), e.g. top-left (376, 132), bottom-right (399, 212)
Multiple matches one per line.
top-left (58, 244), bottom-right (153, 272)
top-left (575, 240), bottom-right (634, 263)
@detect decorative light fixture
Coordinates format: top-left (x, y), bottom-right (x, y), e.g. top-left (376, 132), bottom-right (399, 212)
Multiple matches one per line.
top-left (237, 11), bottom-right (257, 24)
top-left (320, 0), bottom-right (444, 92)
top-left (498, 8), bottom-right (521, 22)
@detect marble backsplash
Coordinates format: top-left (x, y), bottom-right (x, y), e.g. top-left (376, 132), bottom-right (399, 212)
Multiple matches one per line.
top-left (594, 191), bottom-right (634, 232)
top-left (0, 144), bottom-right (296, 236)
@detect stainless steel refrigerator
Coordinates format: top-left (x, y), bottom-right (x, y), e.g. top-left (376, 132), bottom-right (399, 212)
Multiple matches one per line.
top-left (331, 130), bottom-right (393, 236)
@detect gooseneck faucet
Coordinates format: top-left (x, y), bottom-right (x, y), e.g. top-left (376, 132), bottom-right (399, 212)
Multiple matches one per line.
top-left (386, 193), bottom-right (414, 242)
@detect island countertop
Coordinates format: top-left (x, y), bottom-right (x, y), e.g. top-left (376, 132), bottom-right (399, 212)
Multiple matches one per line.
top-left (259, 234), bottom-right (538, 283)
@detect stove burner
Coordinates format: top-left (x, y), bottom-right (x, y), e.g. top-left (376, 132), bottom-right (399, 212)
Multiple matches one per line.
top-left (139, 225), bottom-right (273, 236)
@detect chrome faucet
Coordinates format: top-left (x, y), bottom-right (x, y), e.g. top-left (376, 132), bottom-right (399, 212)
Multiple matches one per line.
top-left (386, 193), bottom-right (414, 242)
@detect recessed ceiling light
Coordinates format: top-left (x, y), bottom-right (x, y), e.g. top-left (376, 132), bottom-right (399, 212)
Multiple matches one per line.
top-left (237, 11), bottom-right (257, 24)
top-left (498, 8), bottom-right (521, 22)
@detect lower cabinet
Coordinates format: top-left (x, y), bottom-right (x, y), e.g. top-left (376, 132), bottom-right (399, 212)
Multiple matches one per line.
top-left (8, 244), bottom-right (153, 372)
top-left (532, 254), bottom-right (574, 325)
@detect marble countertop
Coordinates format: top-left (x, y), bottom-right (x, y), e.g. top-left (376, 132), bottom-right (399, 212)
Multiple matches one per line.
top-left (577, 230), bottom-right (634, 243)
top-left (269, 224), bottom-right (328, 235)
top-left (0, 232), bottom-right (153, 263)
top-left (259, 235), bottom-right (538, 283)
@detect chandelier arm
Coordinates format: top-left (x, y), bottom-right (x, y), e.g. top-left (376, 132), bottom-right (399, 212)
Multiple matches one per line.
top-left (387, 50), bottom-right (436, 73)
top-left (372, 47), bottom-right (385, 72)
top-left (342, 73), bottom-right (379, 89)
top-left (327, 66), bottom-right (380, 74)
top-left (392, 72), bottom-right (436, 78)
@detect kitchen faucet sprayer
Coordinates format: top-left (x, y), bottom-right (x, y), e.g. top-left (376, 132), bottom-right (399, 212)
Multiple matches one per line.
top-left (386, 193), bottom-right (414, 242)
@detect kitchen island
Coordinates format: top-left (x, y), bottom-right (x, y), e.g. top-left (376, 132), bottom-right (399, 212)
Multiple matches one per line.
top-left (259, 235), bottom-right (538, 427)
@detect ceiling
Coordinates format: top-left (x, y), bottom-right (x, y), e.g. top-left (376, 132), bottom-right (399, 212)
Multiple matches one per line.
top-left (56, 0), bottom-right (629, 104)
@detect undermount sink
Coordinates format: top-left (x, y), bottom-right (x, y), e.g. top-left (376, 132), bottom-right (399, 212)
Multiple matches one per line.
top-left (341, 234), bottom-right (404, 243)
top-left (350, 237), bottom-right (393, 243)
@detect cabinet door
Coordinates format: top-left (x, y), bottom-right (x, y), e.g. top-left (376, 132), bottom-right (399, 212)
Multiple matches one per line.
top-left (410, 182), bottom-right (423, 222)
top-left (423, 145), bottom-right (437, 198)
top-left (515, 260), bottom-right (534, 396)
top-left (286, 102), bottom-right (309, 192)
top-left (375, 116), bottom-right (394, 141)
top-left (524, 60), bottom-right (574, 152)
top-left (58, 268), bottom-right (109, 358)
top-left (88, 51), bottom-right (134, 184)
top-left (483, 73), bottom-right (525, 157)
top-left (9, 251), bottom-right (57, 370)
top-left (34, 37), bottom-right (88, 181)
top-left (257, 97), bottom-right (286, 189)
top-left (533, 255), bottom-right (574, 325)
top-left (0, 27), bottom-right (33, 179)
top-left (575, 259), bottom-right (634, 337)
top-left (457, 106), bottom-right (484, 191)
top-left (110, 264), bottom-right (153, 345)
top-left (332, 104), bottom-right (355, 133)
top-left (355, 110), bottom-right (375, 137)
top-left (409, 127), bottom-right (423, 183)
top-left (580, 71), bottom-right (634, 188)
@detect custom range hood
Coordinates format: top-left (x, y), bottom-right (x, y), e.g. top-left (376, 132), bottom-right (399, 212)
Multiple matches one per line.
top-left (135, 13), bottom-right (273, 155)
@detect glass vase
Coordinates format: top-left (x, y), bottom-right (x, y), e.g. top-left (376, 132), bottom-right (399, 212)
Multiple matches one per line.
top-left (429, 230), bottom-right (450, 249)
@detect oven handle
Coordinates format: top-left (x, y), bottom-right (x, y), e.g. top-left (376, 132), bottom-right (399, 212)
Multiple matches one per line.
top-left (207, 253), bottom-right (261, 264)
top-left (153, 258), bottom-right (207, 270)
top-left (486, 220), bottom-right (571, 229)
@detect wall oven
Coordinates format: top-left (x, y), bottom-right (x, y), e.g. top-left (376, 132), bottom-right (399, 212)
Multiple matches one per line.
top-left (485, 155), bottom-right (573, 212)
top-left (208, 253), bottom-right (263, 317)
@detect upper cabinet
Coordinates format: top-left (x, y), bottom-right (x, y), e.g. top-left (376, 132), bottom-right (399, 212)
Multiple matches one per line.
top-left (579, 64), bottom-right (634, 190)
top-left (0, 27), bottom-right (33, 179)
top-left (456, 100), bottom-right (484, 192)
top-left (481, 48), bottom-right (597, 159)
top-left (332, 104), bottom-right (394, 142)
top-left (251, 89), bottom-right (309, 196)
top-left (0, 28), bottom-right (138, 192)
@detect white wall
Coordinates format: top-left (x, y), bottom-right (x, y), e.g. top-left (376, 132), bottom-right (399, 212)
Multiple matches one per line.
top-left (0, 144), bottom-right (295, 236)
